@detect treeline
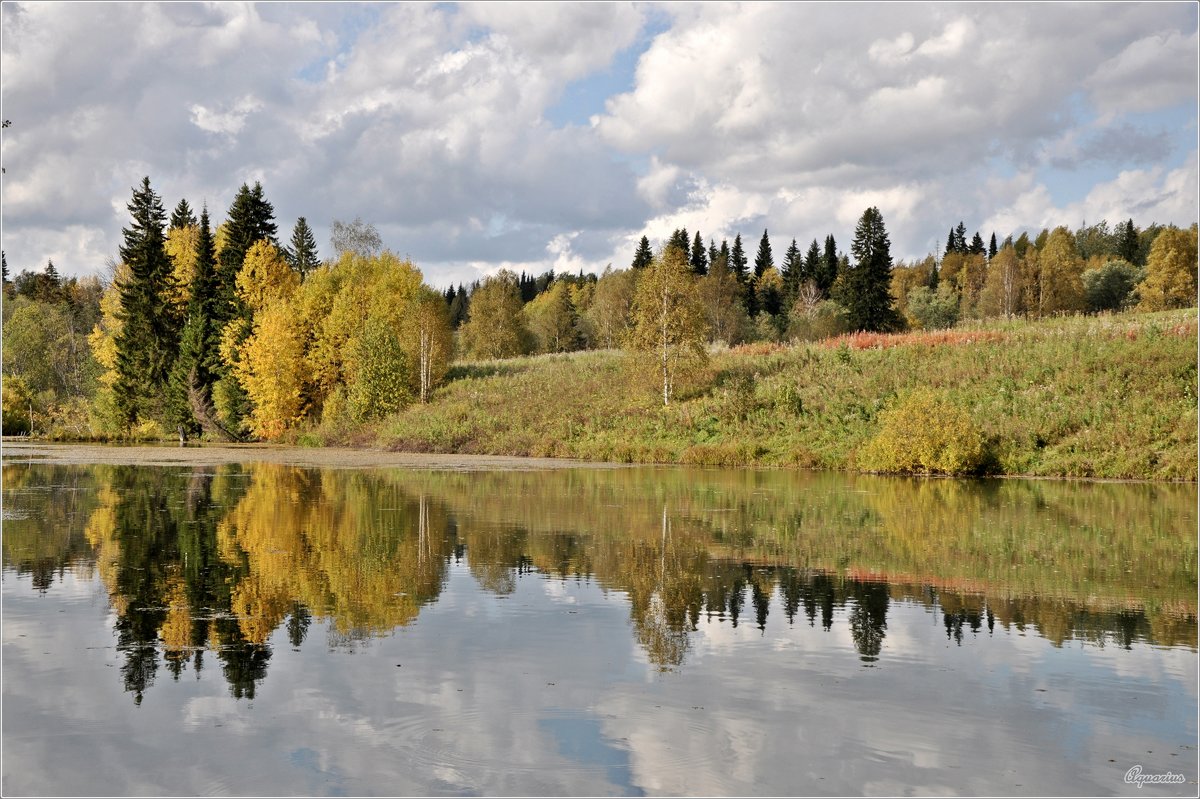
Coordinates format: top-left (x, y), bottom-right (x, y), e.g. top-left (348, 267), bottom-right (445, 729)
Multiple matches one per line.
top-left (3, 178), bottom-right (453, 440)
top-left (2, 179), bottom-right (1197, 439)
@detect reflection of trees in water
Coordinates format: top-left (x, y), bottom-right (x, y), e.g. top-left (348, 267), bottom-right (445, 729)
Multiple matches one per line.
top-left (3, 463), bottom-right (1197, 695)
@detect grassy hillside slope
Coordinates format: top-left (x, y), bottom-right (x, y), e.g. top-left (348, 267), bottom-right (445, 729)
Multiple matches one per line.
top-left (344, 309), bottom-right (1197, 480)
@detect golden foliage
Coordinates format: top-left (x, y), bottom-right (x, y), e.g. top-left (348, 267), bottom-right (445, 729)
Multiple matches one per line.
top-left (626, 247), bottom-right (709, 405)
top-left (859, 389), bottom-right (986, 475)
top-left (1137, 225), bottom-right (1199, 312)
top-left (236, 240), bottom-right (298, 313)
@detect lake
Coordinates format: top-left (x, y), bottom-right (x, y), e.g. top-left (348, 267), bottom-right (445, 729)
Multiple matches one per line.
top-left (2, 454), bottom-right (1196, 796)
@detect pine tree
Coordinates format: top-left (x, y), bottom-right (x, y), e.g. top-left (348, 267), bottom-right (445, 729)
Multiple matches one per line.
top-left (1117, 219), bottom-right (1140, 265)
top-left (988, 232), bottom-right (998, 260)
top-left (803, 239), bottom-right (821, 293)
top-left (781, 238), bottom-right (803, 302)
top-left (753, 229), bottom-right (774, 278)
top-left (166, 205), bottom-right (230, 440)
top-left (218, 182), bottom-right (278, 322)
top-left (730, 234), bottom-right (748, 283)
top-left (170, 199), bottom-right (196, 230)
top-left (819, 235), bottom-right (839, 295)
top-left (113, 177), bottom-right (179, 428)
top-left (843, 207), bottom-right (899, 332)
top-left (945, 229), bottom-right (957, 258)
top-left (690, 231), bottom-right (708, 275)
top-left (448, 284), bottom-right (469, 328)
top-left (707, 239), bottom-right (719, 267)
top-left (954, 222), bottom-right (968, 253)
top-left (285, 217), bottom-right (319, 279)
top-left (631, 235), bottom-right (653, 270)
top-left (668, 228), bottom-right (690, 257)
top-left (969, 232), bottom-right (985, 255)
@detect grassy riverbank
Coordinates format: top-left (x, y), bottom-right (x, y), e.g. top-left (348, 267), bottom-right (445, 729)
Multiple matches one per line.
top-left (351, 309), bottom-right (1197, 481)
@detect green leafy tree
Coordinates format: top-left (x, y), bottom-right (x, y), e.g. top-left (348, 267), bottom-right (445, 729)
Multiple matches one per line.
top-left (1083, 259), bottom-right (1141, 313)
top-left (460, 270), bottom-right (531, 359)
top-left (906, 284), bottom-right (959, 330)
top-left (627, 246), bottom-right (708, 406)
top-left (697, 252), bottom-right (748, 346)
top-left (285, 217), bottom-right (319, 279)
top-left (113, 177), bottom-right (179, 429)
top-left (525, 281), bottom-right (580, 354)
top-left (1033, 227), bottom-right (1085, 316)
top-left (842, 207), bottom-right (900, 332)
top-left (584, 267), bottom-right (637, 349)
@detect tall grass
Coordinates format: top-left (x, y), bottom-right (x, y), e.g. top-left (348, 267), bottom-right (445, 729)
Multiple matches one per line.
top-left (365, 308), bottom-right (1197, 480)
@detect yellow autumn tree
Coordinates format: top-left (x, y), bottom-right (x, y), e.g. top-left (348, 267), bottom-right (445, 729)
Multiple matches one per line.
top-left (401, 287), bottom-right (454, 403)
top-left (236, 240), bottom-right (298, 314)
top-left (164, 224), bottom-right (200, 319)
top-left (235, 299), bottom-right (309, 439)
top-left (1136, 225), bottom-right (1198, 311)
top-left (459, 270), bottom-right (531, 359)
top-left (627, 246), bottom-right (709, 405)
top-left (1033, 227), bottom-right (1085, 316)
top-left (525, 280), bottom-right (579, 354)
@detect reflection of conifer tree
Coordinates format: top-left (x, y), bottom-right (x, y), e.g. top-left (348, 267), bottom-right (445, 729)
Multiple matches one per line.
top-left (849, 580), bottom-right (889, 662)
top-left (945, 609), bottom-right (963, 645)
top-left (287, 603), bottom-right (312, 649)
top-left (215, 619), bottom-right (271, 700)
top-left (778, 568), bottom-right (803, 624)
top-left (987, 606), bottom-right (995, 635)
top-left (728, 574), bottom-right (745, 628)
top-left (752, 575), bottom-right (771, 632)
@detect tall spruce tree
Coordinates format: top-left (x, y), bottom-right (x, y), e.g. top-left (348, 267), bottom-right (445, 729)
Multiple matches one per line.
top-left (170, 199), bottom-right (196, 230)
top-left (946, 228), bottom-right (957, 258)
top-left (988, 232), bottom-right (998, 260)
top-left (753, 229), bottom-right (774, 278)
top-left (1117, 219), bottom-right (1140, 265)
top-left (730, 234), bottom-right (748, 283)
top-left (820, 235), bottom-right (839, 295)
top-left (167, 205), bottom-right (232, 440)
top-left (803, 239), bottom-right (821, 292)
top-left (113, 177), bottom-right (179, 428)
top-left (781, 238), bottom-right (802, 301)
top-left (218, 181), bottom-right (278, 322)
top-left (707, 239), bottom-right (719, 266)
top-left (285, 217), bottom-right (319, 279)
top-left (969, 231), bottom-right (985, 255)
top-left (690, 231), bottom-right (708, 275)
top-left (843, 207), bottom-right (899, 332)
top-left (954, 222), bottom-right (968, 253)
top-left (632, 235), bottom-right (653, 270)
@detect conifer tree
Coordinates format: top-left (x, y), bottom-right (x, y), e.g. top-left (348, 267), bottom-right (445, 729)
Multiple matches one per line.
top-left (946, 229), bottom-right (957, 258)
top-left (708, 239), bottom-right (719, 266)
top-left (730, 234), bottom-right (748, 283)
top-left (690, 231), bottom-right (708, 275)
top-left (1117, 219), bottom-right (1140, 265)
top-left (954, 222), bottom-right (968, 253)
top-left (113, 177), bottom-right (179, 428)
top-left (631, 235), bottom-right (653, 270)
top-left (803, 239), bottom-right (821, 292)
top-left (970, 232), bottom-right (985, 255)
top-left (781, 238), bottom-right (803, 301)
top-left (842, 207), bottom-right (900, 332)
top-left (754, 229), bottom-right (774, 278)
top-left (988, 232), bottom-right (998, 260)
top-left (668, 228), bottom-right (690, 256)
top-left (819, 235), bottom-right (839, 295)
top-left (170, 199), bottom-right (196, 230)
top-left (218, 182), bottom-right (278, 322)
top-left (285, 217), bottom-right (319, 279)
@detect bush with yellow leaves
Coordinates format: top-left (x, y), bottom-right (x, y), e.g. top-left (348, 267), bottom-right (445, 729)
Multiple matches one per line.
top-left (858, 389), bottom-right (986, 475)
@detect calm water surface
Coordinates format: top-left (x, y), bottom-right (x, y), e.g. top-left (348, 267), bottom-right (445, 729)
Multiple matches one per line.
top-left (2, 460), bottom-right (1196, 796)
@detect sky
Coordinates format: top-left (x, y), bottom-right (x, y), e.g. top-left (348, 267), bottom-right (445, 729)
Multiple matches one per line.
top-left (2, 1), bottom-right (1197, 288)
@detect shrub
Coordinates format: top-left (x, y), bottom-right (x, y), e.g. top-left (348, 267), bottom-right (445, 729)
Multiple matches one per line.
top-left (858, 389), bottom-right (986, 475)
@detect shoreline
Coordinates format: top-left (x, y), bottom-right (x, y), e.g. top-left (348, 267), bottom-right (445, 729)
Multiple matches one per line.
top-left (0, 440), bottom-right (626, 472)
top-left (2, 439), bottom-right (1194, 484)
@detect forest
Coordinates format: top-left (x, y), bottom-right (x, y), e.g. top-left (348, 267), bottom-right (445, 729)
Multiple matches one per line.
top-left (2, 176), bottom-right (1197, 457)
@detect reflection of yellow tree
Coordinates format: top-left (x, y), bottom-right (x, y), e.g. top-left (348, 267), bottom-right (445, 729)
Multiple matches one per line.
top-left (216, 465), bottom-right (454, 642)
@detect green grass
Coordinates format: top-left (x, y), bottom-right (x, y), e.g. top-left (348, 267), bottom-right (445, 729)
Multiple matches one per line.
top-left (353, 308), bottom-right (1198, 480)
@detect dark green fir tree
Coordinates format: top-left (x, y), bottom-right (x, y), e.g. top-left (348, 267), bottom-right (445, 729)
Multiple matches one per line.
top-left (631, 235), bottom-right (653, 270)
top-left (690, 231), bottom-right (708, 275)
top-left (285, 217), bottom-right (319, 279)
top-left (169, 199), bottom-right (197, 230)
top-left (843, 207), bottom-right (900, 332)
